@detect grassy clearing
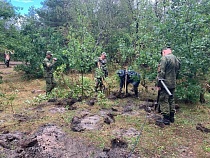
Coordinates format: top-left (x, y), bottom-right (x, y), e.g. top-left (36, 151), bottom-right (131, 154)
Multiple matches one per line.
top-left (0, 67), bottom-right (210, 158)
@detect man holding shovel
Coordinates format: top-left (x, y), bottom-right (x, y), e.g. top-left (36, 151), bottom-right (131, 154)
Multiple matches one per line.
top-left (156, 46), bottom-right (181, 125)
top-left (117, 68), bottom-right (140, 97)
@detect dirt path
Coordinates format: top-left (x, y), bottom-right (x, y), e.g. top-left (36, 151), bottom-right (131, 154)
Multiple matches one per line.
top-left (0, 67), bottom-right (15, 73)
top-left (0, 61), bottom-right (22, 68)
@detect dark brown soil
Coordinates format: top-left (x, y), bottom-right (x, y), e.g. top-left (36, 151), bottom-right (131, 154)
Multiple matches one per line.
top-left (0, 124), bottom-right (140, 158)
top-left (1, 67), bottom-right (209, 158)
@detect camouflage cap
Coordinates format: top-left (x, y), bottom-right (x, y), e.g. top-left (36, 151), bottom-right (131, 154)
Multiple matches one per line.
top-left (102, 52), bottom-right (107, 57)
top-left (46, 51), bottom-right (53, 56)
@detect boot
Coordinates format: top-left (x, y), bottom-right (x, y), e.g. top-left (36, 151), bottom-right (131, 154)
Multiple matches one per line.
top-left (95, 87), bottom-right (98, 92)
top-left (118, 88), bottom-right (122, 94)
top-left (163, 115), bottom-right (171, 125)
top-left (156, 114), bottom-right (170, 126)
top-left (99, 84), bottom-right (104, 92)
top-left (134, 89), bottom-right (138, 98)
top-left (170, 112), bottom-right (175, 123)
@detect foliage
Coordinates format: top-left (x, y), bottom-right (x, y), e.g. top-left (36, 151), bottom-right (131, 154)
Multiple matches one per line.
top-left (15, 63), bottom-right (44, 79)
top-left (0, 1), bottom-right (15, 19)
top-left (95, 68), bottom-right (105, 78)
top-left (158, 0), bottom-right (210, 102)
top-left (104, 74), bottom-right (119, 90)
top-left (0, 0), bottom-right (20, 59)
top-left (0, 0), bottom-right (209, 102)
top-left (54, 63), bottom-right (96, 99)
top-left (65, 29), bottom-right (97, 72)
top-left (176, 81), bottom-right (202, 103)
top-left (68, 76), bottom-right (95, 98)
top-left (0, 90), bottom-right (18, 113)
top-left (96, 92), bottom-right (109, 108)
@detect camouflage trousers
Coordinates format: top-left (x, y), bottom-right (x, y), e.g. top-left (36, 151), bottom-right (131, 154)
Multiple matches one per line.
top-left (45, 76), bottom-right (57, 94)
top-left (95, 77), bottom-right (104, 92)
top-left (159, 88), bottom-right (175, 115)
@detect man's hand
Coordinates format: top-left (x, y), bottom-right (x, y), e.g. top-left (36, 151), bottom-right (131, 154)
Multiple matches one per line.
top-left (157, 64), bottom-right (161, 72)
top-left (99, 57), bottom-right (103, 61)
top-left (157, 87), bottom-right (161, 91)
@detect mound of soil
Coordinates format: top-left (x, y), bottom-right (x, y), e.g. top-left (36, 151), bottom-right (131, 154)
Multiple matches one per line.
top-left (0, 124), bottom-right (140, 158)
top-left (196, 123), bottom-right (210, 133)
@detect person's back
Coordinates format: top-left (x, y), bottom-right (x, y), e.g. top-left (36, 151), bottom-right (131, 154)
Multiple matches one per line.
top-left (158, 49), bottom-right (180, 89)
top-left (127, 70), bottom-right (140, 84)
top-left (117, 70), bottom-right (140, 84)
top-left (117, 69), bottom-right (140, 97)
top-left (161, 53), bottom-right (180, 88)
top-left (156, 47), bottom-right (181, 126)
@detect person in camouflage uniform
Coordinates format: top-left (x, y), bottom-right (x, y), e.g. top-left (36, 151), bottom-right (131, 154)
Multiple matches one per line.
top-left (156, 47), bottom-right (181, 125)
top-left (117, 69), bottom-right (140, 97)
top-left (43, 51), bottom-right (57, 95)
top-left (95, 52), bottom-right (108, 92)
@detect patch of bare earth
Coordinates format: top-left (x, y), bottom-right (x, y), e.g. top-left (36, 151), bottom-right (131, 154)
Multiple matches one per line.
top-left (0, 67), bottom-right (210, 158)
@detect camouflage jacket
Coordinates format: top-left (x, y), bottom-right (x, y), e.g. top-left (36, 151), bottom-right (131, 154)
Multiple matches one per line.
top-left (95, 57), bottom-right (108, 78)
top-left (117, 70), bottom-right (140, 83)
top-left (96, 57), bottom-right (107, 71)
top-left (43, 57), bottom-right (55, 77)
top-left (157, 54), bottom-right (181, 89)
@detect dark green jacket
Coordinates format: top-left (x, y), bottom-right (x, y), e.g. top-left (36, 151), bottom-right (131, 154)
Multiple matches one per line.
top-left (158, 54), bottom-right (181, 89)
top-left (43, 57), bottom-right (55, 77)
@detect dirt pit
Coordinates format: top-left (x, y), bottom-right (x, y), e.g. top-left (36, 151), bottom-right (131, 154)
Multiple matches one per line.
top-left (0, 124), bottom-right (140, 158)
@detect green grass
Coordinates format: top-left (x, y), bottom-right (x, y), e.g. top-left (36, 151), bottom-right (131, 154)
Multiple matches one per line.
top-left (0, 70), bottom-right (210, 158)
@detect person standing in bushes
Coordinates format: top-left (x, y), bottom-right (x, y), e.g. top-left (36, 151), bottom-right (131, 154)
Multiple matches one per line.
top-left (94, 52), bottom-right (108, 92)
top-left (43, 51), bottom-right (57, 95)
top-left (4, 52), bottom-right (11, 67)
top-left (156, 46), bottom-right (181, 126)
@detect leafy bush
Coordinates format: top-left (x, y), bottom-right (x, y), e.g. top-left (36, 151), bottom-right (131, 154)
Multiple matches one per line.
top-left (67, 76), bottom-right (95, 98)
top-left (15, 63), bottom-right (43, 79)
top-left (53, 63), bottom-right (95, 98)
top-left (176, 81), bottom-right (201, 103)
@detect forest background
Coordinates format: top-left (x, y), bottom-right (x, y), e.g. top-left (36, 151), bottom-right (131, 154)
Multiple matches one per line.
top-left (0, 0), bottom-right (210, 103)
